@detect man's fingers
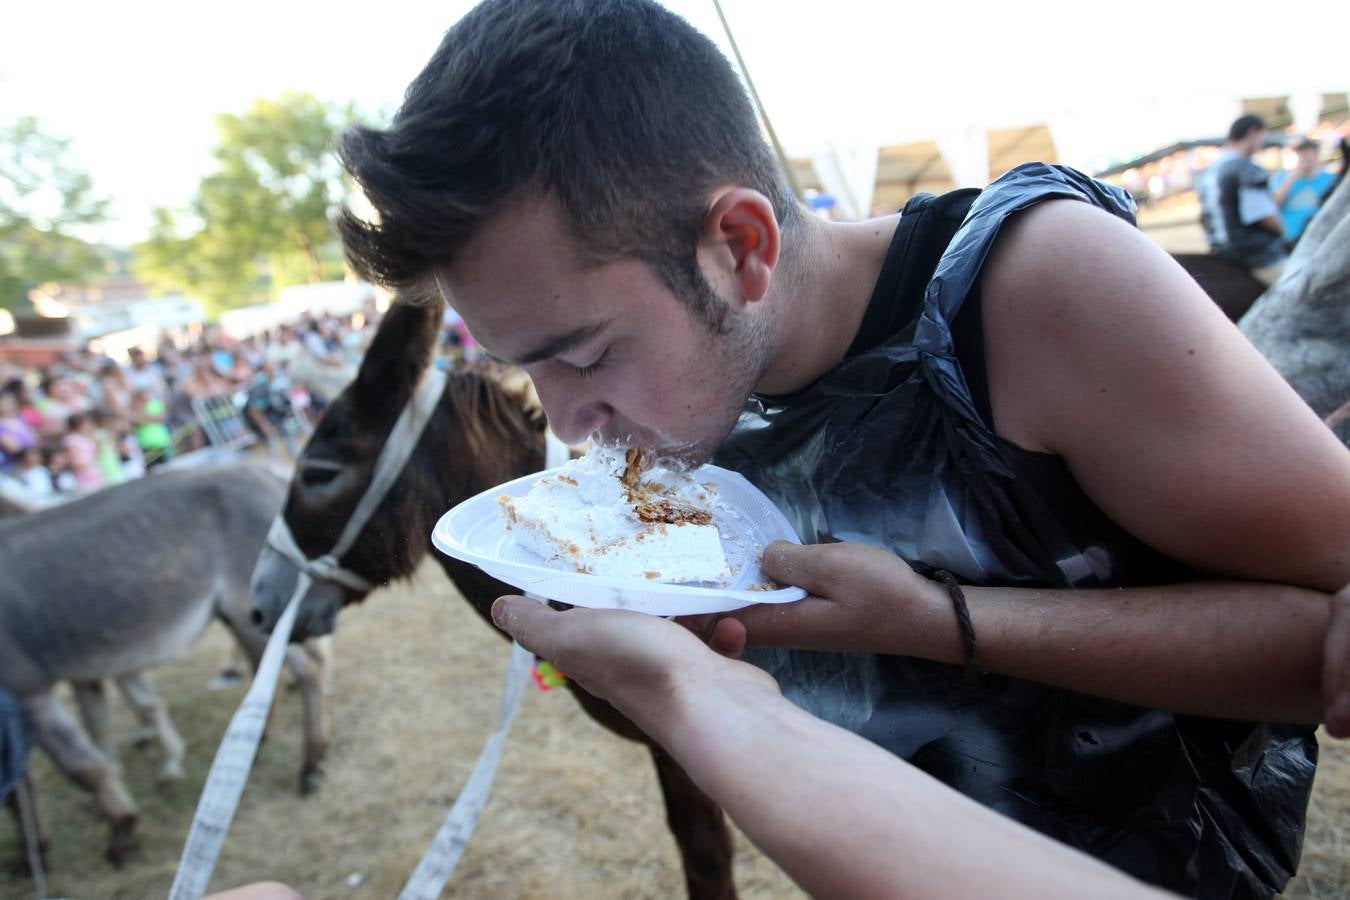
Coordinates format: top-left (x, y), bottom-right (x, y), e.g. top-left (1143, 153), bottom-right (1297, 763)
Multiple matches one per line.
top-left (491, 595), bottom-right (563, 658)
top-left (674, 613), bottom-right (720, 641)
top-left (721, 598), bottom-right (849, 650)
top-left (1324, 584), bottom-right (1350, 738)
top-left (708, 617), bottom-right (747, 658)
top-left (761, 540), bottom-right (843, 596)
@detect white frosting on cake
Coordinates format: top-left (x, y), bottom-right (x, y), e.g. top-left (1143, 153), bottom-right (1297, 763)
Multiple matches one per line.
top-left (499, 446), bottom-right (731, 583)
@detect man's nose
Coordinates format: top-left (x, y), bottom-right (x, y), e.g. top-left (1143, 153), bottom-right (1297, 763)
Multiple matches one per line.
top-left (536, 380), bottom-right (611, 444)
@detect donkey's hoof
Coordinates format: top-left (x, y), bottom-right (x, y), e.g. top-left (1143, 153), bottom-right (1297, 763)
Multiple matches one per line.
top-left (299, 766), bottom-right (323, 796)
top-left (105, 819), bottom-right (140, 867)
top-left (158, 760), bottom-right (186, 783)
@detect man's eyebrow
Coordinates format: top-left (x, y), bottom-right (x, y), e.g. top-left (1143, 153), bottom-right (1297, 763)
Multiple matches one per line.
top-left (513, 319), bottom-right (611, 366)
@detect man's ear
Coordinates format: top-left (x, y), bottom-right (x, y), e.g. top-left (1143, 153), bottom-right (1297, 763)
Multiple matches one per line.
top-left (698, 188), bottom-right (781, 311)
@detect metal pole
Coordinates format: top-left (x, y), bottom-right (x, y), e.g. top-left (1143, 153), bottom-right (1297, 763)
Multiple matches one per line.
top-left (711, 0), bottom-right (805, 199)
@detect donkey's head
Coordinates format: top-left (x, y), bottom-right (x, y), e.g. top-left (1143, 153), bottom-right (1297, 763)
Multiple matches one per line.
top-left (250, 299), bottom-right (545, 640)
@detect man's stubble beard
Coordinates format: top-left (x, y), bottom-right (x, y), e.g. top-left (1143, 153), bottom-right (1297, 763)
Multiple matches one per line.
top-left (675, 304), bottom-right (776, 467)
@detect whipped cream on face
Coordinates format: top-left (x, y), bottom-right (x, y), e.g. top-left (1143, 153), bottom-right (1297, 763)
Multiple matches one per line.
top-left (498, 446), bottom-right (731, 583)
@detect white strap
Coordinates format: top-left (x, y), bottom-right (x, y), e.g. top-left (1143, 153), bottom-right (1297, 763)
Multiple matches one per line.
top-left (333, 366), bottom-right (447, 560)
top-left (266, 517), bottom-right (372, 592)
top-left (168, 578), bottom-right (303, 900)
top-left (397, 639), bottom-right (534, 900)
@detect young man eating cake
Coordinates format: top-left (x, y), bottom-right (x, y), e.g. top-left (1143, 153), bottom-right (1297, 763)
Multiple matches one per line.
top-left (335, 1), bottom-right (1350, 894)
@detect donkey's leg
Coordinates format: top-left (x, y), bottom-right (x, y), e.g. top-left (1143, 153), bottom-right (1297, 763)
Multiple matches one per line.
top-left (286, 641), bottom-right (328, 795)
top-left (221, 613), bottom-right (325, 794)
top-left (224, 613), bottom-right (266, 675)
top-left (24, 689), bottom-right (139, 866)
top-left (114, 672), bottom-right (186, 782)
top-left (284, 635), bottom-right (331, 693)
top-left (560, 677), bottom-right (738, 900)
top-left (71, 680), bottom-right (119, 774)
top-left (308, 635), bottom-right (335, 696)
top-left (209, 643), bottom-right (247, 690)
top-left (651, 746), bottom-right (737, 900)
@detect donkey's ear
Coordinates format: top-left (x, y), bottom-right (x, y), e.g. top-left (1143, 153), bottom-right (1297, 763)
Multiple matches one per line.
top-left (351, 296), bottom-right (442, 405)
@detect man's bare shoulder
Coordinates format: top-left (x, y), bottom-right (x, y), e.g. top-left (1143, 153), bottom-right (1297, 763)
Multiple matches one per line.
top-left (973, 199), bottom-right (1195, 451)
top-left (979, 199), bottom-right (1161, 327)
top-left (975, 198), bottom-right (1350, 590)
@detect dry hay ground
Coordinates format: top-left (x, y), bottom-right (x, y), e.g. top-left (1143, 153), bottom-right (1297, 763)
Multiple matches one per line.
top-left (1, 561), bottom-right (1347, 899)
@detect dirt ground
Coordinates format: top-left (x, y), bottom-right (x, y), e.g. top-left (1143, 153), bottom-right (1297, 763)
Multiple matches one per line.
top-left (2, 562), bottom-right (1347, 899)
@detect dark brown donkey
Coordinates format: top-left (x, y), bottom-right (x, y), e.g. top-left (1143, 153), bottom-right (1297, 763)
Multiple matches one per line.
top-left (249, 299), bottom-right (735, 899)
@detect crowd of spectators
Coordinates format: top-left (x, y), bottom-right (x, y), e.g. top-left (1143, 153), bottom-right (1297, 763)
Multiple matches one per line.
top-left (0, 307), bottom-right (382, 507)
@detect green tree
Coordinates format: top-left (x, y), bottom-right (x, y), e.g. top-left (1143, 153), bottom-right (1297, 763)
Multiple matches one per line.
top-left (135, 91), bottom-right (353, 314)
top-left (0, 116), bottom-right (109, 310)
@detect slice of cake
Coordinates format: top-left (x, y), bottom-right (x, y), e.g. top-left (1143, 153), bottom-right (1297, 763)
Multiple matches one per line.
top-left (499, 446), bottom-right (732, 583)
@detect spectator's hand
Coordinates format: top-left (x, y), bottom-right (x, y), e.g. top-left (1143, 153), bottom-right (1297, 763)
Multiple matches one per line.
top-left (490, 596), bottom-right (779, 736)
top-left (682, 541), bottom-right (949, 658)
top-left (1325, 581), bottom-right (1350, 738)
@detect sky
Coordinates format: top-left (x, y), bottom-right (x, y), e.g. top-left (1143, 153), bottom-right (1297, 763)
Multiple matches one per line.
top-left (4, 0), bottom-right (1348, 246)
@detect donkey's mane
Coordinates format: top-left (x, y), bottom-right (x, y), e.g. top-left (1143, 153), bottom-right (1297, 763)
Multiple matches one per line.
top-left (439, 363), bottom-right (545, 464)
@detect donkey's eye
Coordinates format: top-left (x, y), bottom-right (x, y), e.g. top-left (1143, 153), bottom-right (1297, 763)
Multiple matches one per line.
top-left (300, 460), bottom-right (344, 487)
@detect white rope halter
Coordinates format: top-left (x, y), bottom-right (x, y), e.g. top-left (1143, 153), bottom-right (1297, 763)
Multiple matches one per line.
top-left (265, 362), bottom-right (451, 594)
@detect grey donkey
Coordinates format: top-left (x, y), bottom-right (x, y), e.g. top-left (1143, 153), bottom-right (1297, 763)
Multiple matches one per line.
top-left (0, 461), bottom-right (331, 865)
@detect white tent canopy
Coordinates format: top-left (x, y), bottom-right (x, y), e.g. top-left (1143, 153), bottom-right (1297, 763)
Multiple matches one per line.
top-left (674, 1), bottom-right (1348, 192)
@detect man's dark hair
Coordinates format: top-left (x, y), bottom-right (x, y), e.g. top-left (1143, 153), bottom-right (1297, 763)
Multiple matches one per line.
top-left (1228, 114), bottom-right (1266, 143)
top-left (1296, 138), bottom-right (1319, 153)
top-left (338, 0), bottom-right (796, 330)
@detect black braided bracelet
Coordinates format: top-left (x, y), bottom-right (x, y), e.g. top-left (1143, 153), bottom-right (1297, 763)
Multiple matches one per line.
top-left (931, 569), bottom-right (985, 690)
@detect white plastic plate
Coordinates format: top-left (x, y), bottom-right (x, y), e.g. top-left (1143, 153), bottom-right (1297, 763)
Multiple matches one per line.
top-left (431, 464), bottom-right (807, 615)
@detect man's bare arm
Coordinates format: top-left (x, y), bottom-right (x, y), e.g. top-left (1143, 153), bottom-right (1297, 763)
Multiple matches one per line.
top-left (731, 543), bottom-right (1330, 723)
top-left (1270, 175), bottom-right (1295, 206)
top-left (493, 598), bottom-right (1168, 900)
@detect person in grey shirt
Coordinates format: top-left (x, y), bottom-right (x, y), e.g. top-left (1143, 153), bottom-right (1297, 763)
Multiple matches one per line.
top-left (1195, 115), bottom-right (1287, 283)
